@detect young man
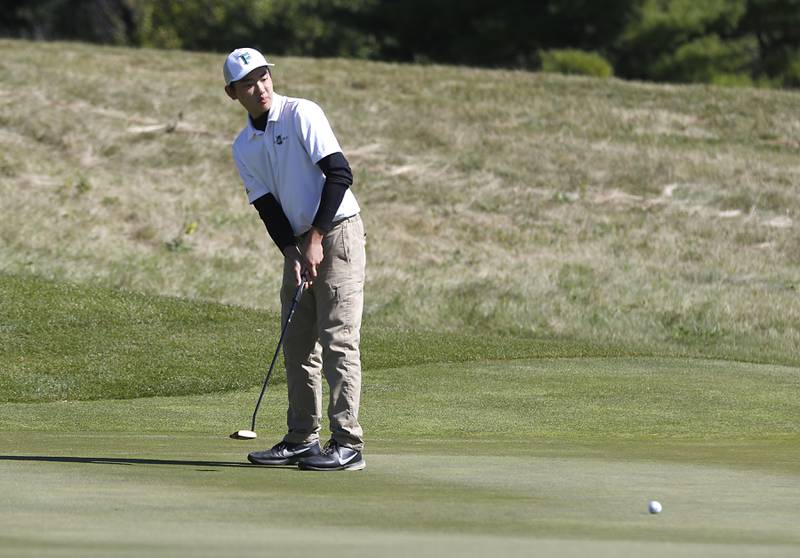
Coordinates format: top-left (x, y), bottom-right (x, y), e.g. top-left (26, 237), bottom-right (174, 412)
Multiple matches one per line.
top-left (223, 48), bottom-right (366, 471)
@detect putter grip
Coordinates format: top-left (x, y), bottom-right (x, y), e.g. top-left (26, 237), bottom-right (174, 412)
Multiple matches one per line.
top-left (293, 282), bottom-right (305, 303)
top-left (292, 274), bottom-right (307, 304)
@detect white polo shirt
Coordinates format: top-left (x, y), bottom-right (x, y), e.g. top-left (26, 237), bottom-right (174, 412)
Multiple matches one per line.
top-left (232, 93), bottom-right (359, 236)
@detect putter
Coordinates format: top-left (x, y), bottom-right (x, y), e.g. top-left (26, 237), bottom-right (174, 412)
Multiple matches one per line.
top-left (230, 276), bottom-right (307, 440)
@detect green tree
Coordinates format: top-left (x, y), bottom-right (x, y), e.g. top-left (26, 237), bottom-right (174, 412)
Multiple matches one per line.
top-left (2, 0), bottom-right (135, 44)
top-left (3, 0), bottom-right (800, 88)
top-left (371, 0), bottom-right (636, 68)
top-left (135, 0), bottom-right (275, 51)
top-left (615, 0), bottom-right (752, 83)
top-left (135, 0), bottom-right (379, 58)
top-left (741, 0), bottom-right (800, 86)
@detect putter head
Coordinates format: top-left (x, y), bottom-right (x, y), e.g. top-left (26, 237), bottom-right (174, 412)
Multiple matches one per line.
top-left (230, 429), bottom-right (257, 440)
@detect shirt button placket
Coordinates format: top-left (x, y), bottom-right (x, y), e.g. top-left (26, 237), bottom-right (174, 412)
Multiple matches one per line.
top-left (274, 125), bottom-right (284, 188)
top-left (265, 124), bottom-right (279, 190)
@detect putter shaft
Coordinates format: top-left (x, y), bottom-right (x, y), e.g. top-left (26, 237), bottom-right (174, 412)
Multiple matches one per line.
top-left (249, 279), bottom-right (306, 432)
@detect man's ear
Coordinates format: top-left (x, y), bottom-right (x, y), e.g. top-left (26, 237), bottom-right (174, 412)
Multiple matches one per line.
top-left (225, 84), bottom-right (237, 100)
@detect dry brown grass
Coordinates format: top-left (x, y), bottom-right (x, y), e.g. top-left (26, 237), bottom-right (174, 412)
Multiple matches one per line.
top-left (1, 39), bottom-right (798, 363)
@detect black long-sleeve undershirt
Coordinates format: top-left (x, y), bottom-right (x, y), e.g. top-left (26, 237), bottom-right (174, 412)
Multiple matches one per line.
top-left (252, 151), bottom-right (354, 253)
top-left (312, 152), bottom-right (353, 232)
top-left (253, 193), bottom-right (295, 252)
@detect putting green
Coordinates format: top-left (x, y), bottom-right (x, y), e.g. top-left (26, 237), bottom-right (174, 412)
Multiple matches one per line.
top-left (1, 357), bottom-right (798, 556)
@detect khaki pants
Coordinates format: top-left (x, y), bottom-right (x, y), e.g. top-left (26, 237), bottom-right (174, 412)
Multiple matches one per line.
top-left (281, 214), bottom-right (366, 449)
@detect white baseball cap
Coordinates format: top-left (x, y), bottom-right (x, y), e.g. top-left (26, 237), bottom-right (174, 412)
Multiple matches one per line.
top-left (223, 48), bottom-right (274, 85)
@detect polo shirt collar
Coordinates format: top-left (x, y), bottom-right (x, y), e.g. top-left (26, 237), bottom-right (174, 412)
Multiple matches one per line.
top-left (269, 93), bottom-right (284, 122)
top-left (245, 93), bottom-right (285, 139)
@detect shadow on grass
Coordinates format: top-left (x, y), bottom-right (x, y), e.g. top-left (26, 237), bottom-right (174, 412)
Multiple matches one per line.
top-left (0, 455), bottom-right (280, 468)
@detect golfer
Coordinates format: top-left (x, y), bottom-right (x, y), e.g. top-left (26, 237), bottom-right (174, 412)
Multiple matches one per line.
top-left (223, 48), bottom-right (366, 471)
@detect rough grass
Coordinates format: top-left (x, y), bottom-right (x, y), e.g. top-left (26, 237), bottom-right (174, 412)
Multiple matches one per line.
top-left (1, 38), bottom-right (799, 362)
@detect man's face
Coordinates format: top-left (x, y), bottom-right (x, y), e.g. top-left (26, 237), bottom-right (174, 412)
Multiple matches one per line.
top-left (225, 67), bottom-right (273, 118)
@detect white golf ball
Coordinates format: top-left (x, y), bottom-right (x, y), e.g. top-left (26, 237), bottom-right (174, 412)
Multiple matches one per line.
top-left (648, 500), bottom-right (662, 514)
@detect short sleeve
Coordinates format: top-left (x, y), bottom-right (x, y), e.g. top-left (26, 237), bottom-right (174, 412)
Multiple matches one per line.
top-left (233, 145), bottom-right (269, 204)
top-left (294, 100), bottom-right (342, 164)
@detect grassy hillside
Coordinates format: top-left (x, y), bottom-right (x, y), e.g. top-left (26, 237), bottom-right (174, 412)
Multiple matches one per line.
top-left (0, 38), bottom-right (799, 365)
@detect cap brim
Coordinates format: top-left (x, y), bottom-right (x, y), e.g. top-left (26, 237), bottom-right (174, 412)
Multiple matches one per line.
top-left (227, 63), bottom-right (275, 85)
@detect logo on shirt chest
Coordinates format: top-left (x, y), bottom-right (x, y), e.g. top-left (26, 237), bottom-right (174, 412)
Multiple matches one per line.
top-left (275, 134), bottom-right (285, 145)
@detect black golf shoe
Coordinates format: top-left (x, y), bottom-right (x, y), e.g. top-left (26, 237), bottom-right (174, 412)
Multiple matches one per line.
top-left (248, 440), bottom-right (321, 466)
top-left (297, 440), bottom-right (365, 471)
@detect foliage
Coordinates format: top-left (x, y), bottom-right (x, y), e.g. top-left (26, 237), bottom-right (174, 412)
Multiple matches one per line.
top-left (540, 49), bottom-right (614, 77)
top-left (650, 34), bottom-right (758, 83)
top-left (741, 0), bottom-right (800, 85)
top-left (786, 52), bottom-right (800, 86)
top-left (609, 0), bottom-right (800, 87)
top-left (358, 0), bottom-right (633, 67)
top-left (614, 0), bottom-right (749, 81)
top-left (134, 0), bottom-right (380, 58)
top-left (2, 0), bottom-right (800, 87)
top-left (0, 0), bottom-right (135, 44)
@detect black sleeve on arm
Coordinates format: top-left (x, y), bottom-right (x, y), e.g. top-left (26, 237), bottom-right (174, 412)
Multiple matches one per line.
top-left (312, 152), bottom-right (353, 232)
top-left (252, 193), bottom-right (296, 253)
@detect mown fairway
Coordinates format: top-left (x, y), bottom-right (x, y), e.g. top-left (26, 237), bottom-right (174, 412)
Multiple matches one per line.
top-left (1, 38), bottom-right (799, 556)
top-left (2, 356), bottom-right (799, 557)
top-left (1, 429), bottom-right (799, 557)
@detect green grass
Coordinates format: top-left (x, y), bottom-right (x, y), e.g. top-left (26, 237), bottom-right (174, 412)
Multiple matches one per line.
top-left (1, 349), bottom-right (799, 555)
top-left (1, 433), bottom-right (799, 557)
top-left (1, 272), bottom-right (645, 402)
top-left (2, 275), bottom-right (799, 556)
top-left (4, 272), bottom-right (797, 404)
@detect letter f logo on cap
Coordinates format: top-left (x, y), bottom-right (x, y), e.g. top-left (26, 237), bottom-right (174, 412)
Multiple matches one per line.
top-left (223, 48), bottom-right (275, 85)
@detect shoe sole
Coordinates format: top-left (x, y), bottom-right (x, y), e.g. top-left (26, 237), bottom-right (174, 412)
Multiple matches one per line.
top-left (247, 454), bottom-right (319, 466)
top-left (247, 457), bottom-right (293, 466)
top-left (298, 459), bottom-right (366, 472)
